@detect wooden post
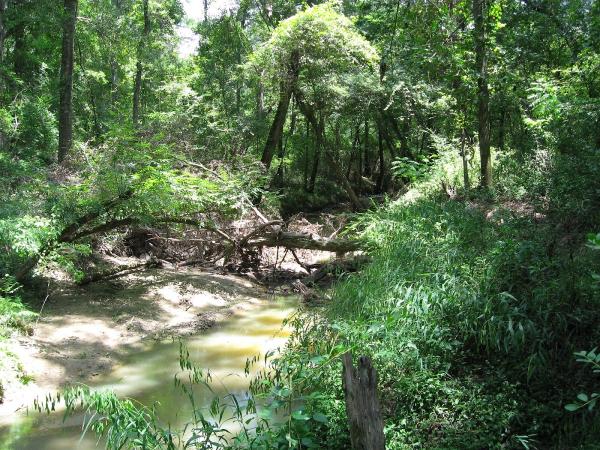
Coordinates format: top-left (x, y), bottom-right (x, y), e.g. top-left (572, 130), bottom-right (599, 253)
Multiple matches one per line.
top-left (342, 352), bottom-right (386, 450)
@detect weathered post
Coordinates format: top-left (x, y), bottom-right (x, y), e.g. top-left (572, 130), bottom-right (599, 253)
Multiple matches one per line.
top-left (342, 352), bottom-right (386, 450)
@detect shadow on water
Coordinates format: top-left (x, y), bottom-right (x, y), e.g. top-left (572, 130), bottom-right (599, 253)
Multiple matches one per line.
top-left (0, 294), bottom-right (298, 450)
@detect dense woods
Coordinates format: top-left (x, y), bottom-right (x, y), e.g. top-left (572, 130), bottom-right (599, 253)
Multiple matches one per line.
top-left (1, 0), bottom-right (600, 448)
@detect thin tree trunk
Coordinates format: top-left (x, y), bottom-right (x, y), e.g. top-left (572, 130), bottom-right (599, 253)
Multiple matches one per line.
top-left (261, 86), bottom-right (292, 170)
top-left (275, 101), bottom-right (296, 186)
top-left (0, 0), bottom-right (6, 66)
top-left (307, 116), bottom-right (322, 193)
top-left (57, 0), bottom-right (78, 163)
top-left (363, 118), bottom-right (371, 176)
top-left (133, 0), bottom-right (150, 128)
top-left (204, 0), bottom-right (208, 22)
top-left (461, 128), bottom-right (470, 191)
top-left (376, 126), bottom-right (385, 193)
top-left (473, 0), bottom-right (492, 187)
top-left (303, 119), bottom-right (310, 191)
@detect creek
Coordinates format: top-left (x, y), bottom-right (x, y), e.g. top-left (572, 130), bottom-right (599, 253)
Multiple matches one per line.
top-left (0, 283), bottom-right (298, 449)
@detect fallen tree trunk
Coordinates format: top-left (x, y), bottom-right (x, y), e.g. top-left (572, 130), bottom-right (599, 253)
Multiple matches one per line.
top-left (246, 231), bottom-right (361, 253)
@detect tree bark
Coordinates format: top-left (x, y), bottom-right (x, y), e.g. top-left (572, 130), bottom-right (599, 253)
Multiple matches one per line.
top-left (473, 0), bottom-right (492, 187)
top-left (57, 0), bottom-right (78, 163)
top-left (133, 0), bottom-right (149, 128)
top-left (307, 115), bottom-right (323, 193)
top-left (247, 231), bottom-right (361, 253)
top-left (260, 50), bottom-right (299, 170)
top-left (342, 353), bottom-right (386, 450)
top-left (275, 100), bottom-right (296, 186)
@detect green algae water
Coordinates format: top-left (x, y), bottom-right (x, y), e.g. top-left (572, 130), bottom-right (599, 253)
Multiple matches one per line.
top-left (1, 295), bottom-right (297, 449)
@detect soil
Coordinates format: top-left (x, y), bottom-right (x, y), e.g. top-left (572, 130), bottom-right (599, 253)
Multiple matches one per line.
top-left (0, 261), bottom-right (274, 424)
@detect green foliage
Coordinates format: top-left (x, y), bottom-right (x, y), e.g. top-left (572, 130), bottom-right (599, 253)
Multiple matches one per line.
top-left (0, 276), bottom-right (36, 338)
top-left (251, 146), bottom-right (600, 448)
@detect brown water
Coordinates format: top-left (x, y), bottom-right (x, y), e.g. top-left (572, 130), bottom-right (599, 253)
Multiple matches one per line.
top-left (0, 295), bottom-right (297, 449)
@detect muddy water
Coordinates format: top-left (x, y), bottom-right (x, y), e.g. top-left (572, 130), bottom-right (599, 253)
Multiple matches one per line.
top-left (1, 296), bottom-right (297, 449)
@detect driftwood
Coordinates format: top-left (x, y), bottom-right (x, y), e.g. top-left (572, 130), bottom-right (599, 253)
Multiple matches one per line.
top-left (247, 231), bottom-right (361, 253)
top-left (342, 353), bottom-right (386, 450)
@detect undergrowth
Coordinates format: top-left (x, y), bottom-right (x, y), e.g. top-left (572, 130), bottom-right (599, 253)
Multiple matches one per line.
top-left (261, 147), bottom-right (600, 449)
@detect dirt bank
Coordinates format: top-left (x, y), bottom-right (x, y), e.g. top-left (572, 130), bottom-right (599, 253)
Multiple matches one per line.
top-left (0, 265), bottom-right (273, 423)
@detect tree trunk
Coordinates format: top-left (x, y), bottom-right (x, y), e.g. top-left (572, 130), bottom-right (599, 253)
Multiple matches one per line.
top-left (363, 118), bottom-right (371, 176)
top-left (307, 116), bottom-right (322, 193)
top-left (57, 0), bottom-right (78, 163)
top-left (357, 125), bottom-right (363, 193)
top-left (342, 353), bottom-right (386, 450)
top-left (0, 0), bottom-right (6, 65)
top-left (133, 0), bottom-right (149, 128)
top-left (460, 128), bottom-right (470, 191)
top-left (376, 126), bottom-right (385, 193)
top-left (260, 50), bottom-right (299, 170)
top-left (473, 0), bottom-right (492, 187)
top-left (275, 101), bottom-right (296, 186)
top-left (262, 88), bottom-right (291, 169)
top-left (303, 119), bottom-right (310, 191)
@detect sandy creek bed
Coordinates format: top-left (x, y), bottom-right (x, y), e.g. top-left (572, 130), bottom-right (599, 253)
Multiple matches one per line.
top-left (0, 267), bottom-right (298, 448)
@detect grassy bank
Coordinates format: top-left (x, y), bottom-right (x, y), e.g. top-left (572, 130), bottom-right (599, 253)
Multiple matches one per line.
top-left (271, 148), bottom-right (600, 449)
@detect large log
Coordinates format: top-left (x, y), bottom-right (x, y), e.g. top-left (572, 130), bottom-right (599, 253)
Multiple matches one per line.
top-left (246, 231), bottom-right (362, 253)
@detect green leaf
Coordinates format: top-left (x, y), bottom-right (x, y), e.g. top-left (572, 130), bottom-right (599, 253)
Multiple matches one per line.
top-left (577, 393), bottom-right (589, 402)
top-left (565, 403), bottom-right (580, 411)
